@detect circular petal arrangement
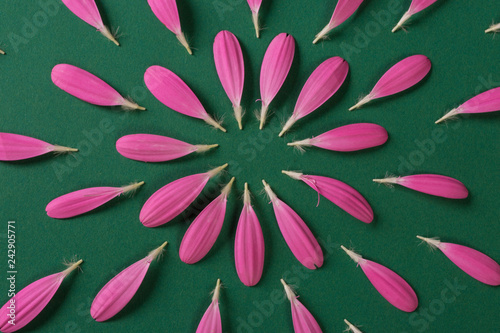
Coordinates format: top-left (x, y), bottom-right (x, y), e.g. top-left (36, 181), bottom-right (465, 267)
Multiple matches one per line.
top-left (0, 0), bottom-right (499, 332)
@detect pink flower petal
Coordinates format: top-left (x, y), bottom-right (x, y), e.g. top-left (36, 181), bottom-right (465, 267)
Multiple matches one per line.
top-left (235, 183), bottom-right (265, 286)
top-left (147, 0), bottom-right (192, 54)
top-left (246, 0), bottom-right (263, 37)
top-left (283, 171), bottom-right (373, 223)
top-left (196, 279), bottom-right (222, 333)
top-left (344, 319), bottom-right (363, 333)
top-left (393, 0), bottom-right (438, 32)
top-left (116, 134), bottom-right (218, 162)
top-left (280, 57), bottom-right (349, 136)
top-left (46, 182), bottom-right (144, 219)
top-left (288, 123), bottom-right (388, 152)
top-left (349, 55), bottom-right (431, 110)
top-left (0, 133), bottom-right (77, 161)
top-left (0, 260), bottom-right (82, 333)
top-left (61, 0), bottom-right (118, 45)
top-left (91, 242), bottom-right (167, 322)
top-left (281, 279), bottom-right (322, 333)
top-left (342, 246), bottom-right (418, 312)
top-left (179, 178), bottom-right (234, 264)
top-left (374, 174), bottom-right (468, 199)
top-left (52, 64), bottom-right (144, 110)
top-left (214, 31), bottom-right (245, 129)
top-left (418, 236), bottom-right (500, 286)
top-left (436, 87), bottom-right (500, 123)
top-left (263, 180), bottom-right (323, 270)
top-left (259, 33), bottom-right (295, 129)
top-left (313, 0), bottom-right (364, 43)
top-left (144, 66), bottom-right (226, 132)
top-left (140, 164), bottom-right (227, 227)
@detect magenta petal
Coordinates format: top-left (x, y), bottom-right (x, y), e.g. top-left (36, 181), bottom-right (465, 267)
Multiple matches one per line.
top-left (376, 174), bottom-right (468, 199)
top-left (247, 0), bottom-right (262, 12)
top-left (196, 280), bottom-right (222, 333)
top-left (303, 174), bottom-right (373, 223)
top-left (61, 0), bottom-right (103, 29)
top-left (313, 0), bottom-right (364, 43)
top-left (280, 57), bottom-right (349, 136)
top-left (282, 280), bottom-right (322, 333)
top-left (140, 164), bottom-right (227, 227)
top-left (259, 33), bottom-right (295, 129)
top-left (179, 178), bottom-right (233, 264)
top-left (214, 31), bottom-right (245, 128)
top-left (91, 243), bottom-right (166, 322)
top-left (439, 242), bottom-right (500, 286)
top-left (0, 133), bottom-right (72, 161)
top-left (234, 184), bottom-right (265, 286)
top-left (116, 134), bottom-right (196, 162)
top-left (0, 261), bottom-right (82, 333)
top-left (144, 66), bottom-right (225, 131)
top-left (393, 0), bottom-right (438, 32)
top-left (263, 181), bottom-right (323, 269)
top-left (51, 64), bottom-right (141, 109)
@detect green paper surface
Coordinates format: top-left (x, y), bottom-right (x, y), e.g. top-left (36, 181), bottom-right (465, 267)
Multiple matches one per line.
top-left (0, 0), bottom-right (499, 332)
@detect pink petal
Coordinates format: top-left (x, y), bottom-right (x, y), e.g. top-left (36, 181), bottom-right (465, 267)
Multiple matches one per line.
top-left (263, 181), bottom-right (323, 270)
top-left (374, 174), bottom-right (468, 199)
top-left (144, 66), bottom-right (225, 131)
top-left (46, 182), bottom-right (143, 219)
top-left (280, 57), bottom-right (349, 136)
top-left (419, 237), bottom-right (500, 286)
top-left (282, 280), bottom-right (322, 333)
top-left (284, 172), bottom-right (373, 223)
top-left (409, 0), bottom-right (438, 13)
top-left (436, 87), bottom-right (500, 123)
top-left (116, 134), bottom-right (218, 162)
top-left (289, 123), bottom-right (388, 152)
top-left (91, 242), bottom-right (167, 321)
top-left (0, 261), bottom-right (82, 333)
top-left (196, 280), bottom-right (222, 333)
top-left (259, 33), bottom-right (295, 129)
top-left (349, 55), bottom-right (431, 110)
top-left (61, 0), bottom-right (118, 45)
top-left (247, 0), bottom-right (262, 12)
top-left (52, 64), bottom-right (142, 109)
top-left (313, 0), bottom-right (364, 43)
top-left (0, 133), bottom-right (77, 161)
top-left (147, 0), bottom-right (192, 54)
top-left (214, 31), bottom-right (245, 129)
top-left (342, 247), bottom-right (418, 312)
top-left (246, 0), bottom-right (263, 37)
top-left (235, 183), bottom-right (265, 286)
top-left (140, 164), bottom-right (227, 227)
top-left (179, 178), bottom-right (234, 264)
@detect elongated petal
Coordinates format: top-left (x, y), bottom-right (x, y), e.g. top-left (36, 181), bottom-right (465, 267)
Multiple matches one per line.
top-left (281, 280), bottom-right (322, 333)
top-left (259, 33), bottom-right (295, 129)
top-left (52, 64), bottom-right (143, 110)
top-left (288, 123), bottom-right (388, 152)
top-left (0, 261), bottom-right (82, 333)
top-left (342, 246), bottom-right (418, 312)
top-left (349, 55), bottom-right (431, 110)
top-left (140, 164), bottom-right (227, 227)
top-left (196, 279), bottom-right (222, 333)
top-left (418, 236), bottom-right (500, 286)
top-left (247, 0), bottom-right (262, 37)
top-left (313, 0), bottom-right (364, 43)
top-left (116, 134), bottom-right (217, 162)
top-left (280, 57), bottom-right (349, 136)
top-left (393, 0), bottom-right (438, 32)
top-left (283, 171), bottom-right (373, 223)
top-left (180, 178), bottom-right (234, 264)
top-left (46, 182), bottom-right (144, 219)
top-left (344, 319), bottom-right (363, 333)
top-left (61, 0), bottom-right (118, 45)
top-left (486, 23), bottom-right (500, 33)
top-left (144, 66), bottom-right (226, 131)
top-left (214, 31), bottom-right (245, 129)
top-left (0, 133), bottom-right (77, 161)
top-left (91, 242), bottom-right (167, 321)
top-left (147, 0), bottom-right (192, 54)
top-left (374, 174), bottom-right (468, 199)
top-left (235, 183), bottom-right (265, 286)
top-left (263, 180), bottom-right (323, 269)
top-left (435, 87), bottom-right (500, 123)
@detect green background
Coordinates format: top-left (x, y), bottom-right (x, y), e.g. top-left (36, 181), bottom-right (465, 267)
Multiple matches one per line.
top-left (0, 0), bottom-right (499, 332)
